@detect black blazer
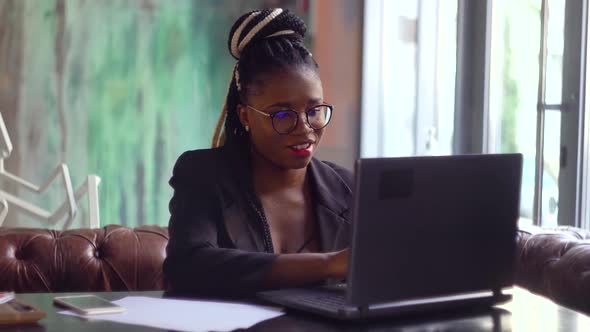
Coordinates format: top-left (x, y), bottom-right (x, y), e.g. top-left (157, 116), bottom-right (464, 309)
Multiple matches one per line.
top-left (163, 140), bottom-right (353, 297)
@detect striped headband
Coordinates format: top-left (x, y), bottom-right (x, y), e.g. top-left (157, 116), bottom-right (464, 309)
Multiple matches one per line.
top-left (231, 9), bottom-right (296, 91)
top-left (230, 9), bottom-right (296, 60)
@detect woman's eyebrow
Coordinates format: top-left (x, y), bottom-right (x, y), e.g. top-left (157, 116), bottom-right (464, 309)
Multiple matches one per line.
top-left (307, 98), bottom-right (323, 105)
top-left (265, 98), bottom-right (323, 109)
top-left (265, 102), bottom-right (293, 108)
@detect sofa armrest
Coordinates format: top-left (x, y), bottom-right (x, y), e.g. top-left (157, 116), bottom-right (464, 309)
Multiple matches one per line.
top-left (516, 224), bottom-right (590, 314)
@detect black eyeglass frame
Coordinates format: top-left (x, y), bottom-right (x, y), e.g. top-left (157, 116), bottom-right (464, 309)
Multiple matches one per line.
top-left (245, 103), bottom-right (334, 135)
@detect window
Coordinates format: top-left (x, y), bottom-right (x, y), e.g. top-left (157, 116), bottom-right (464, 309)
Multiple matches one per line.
top-left (361, 0), bottom-right (458, 158)
top-left (363, 0), bottom-right (589, 228)
top-left (488, 0), bottom-right (587, 227)
top-left (488, 0), bottom-right (565, 227)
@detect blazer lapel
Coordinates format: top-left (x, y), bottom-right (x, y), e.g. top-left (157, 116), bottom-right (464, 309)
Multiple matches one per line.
top-left (221, 194), bottom-right (266, 252)
top-left (218, 141), bottom-right (268, 252)
top-left (308, 159), bottom-right (353, 252)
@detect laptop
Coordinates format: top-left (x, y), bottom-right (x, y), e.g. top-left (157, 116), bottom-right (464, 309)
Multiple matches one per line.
top-left (257, 153), bottom-right (523, 320)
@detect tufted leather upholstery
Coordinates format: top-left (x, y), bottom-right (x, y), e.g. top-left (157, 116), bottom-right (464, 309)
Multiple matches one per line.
top-left (1, 224), bottom-right (589, 316)
top-left (0, 225), bottom-right (168, 292)
top-left (515, 224), bottom-right (590, 314)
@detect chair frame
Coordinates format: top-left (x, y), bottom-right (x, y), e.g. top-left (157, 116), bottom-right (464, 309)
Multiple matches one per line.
top-left (0, 112), bottom-right (101, 229)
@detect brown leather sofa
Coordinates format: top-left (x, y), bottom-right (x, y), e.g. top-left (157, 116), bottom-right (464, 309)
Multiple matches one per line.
top-left (515, 224), bottom-right (590, 314)
top-left (0, 224), bottom-right (589, 315)
top-left (0, 225), bottom-right (168, 292)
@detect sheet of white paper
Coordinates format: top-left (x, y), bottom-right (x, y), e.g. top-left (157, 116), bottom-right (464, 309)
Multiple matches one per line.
top-left (58, 296), bottom-right (284, 332)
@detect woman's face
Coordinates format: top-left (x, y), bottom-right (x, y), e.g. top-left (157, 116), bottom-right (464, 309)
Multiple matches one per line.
top-left (238, 67), bottom-right (325, 170)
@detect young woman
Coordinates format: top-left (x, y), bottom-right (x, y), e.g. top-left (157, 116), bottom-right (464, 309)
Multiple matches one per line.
top-left (164, 8), bottom-right (351, 297)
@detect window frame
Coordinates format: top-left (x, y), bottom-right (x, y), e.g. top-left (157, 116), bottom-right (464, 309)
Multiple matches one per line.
top-left (362, 0), bottom-right (590, 228)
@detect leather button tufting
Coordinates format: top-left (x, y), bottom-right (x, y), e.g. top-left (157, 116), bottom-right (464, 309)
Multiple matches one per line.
top-left (14, 249), bottom-right (23, 260)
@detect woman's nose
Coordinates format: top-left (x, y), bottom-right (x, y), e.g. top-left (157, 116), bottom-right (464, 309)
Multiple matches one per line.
top-left (291, 112), bottom-right (313, 135)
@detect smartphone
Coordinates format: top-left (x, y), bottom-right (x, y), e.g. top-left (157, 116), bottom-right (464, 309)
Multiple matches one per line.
top-left (53, 295), bottom-right (125, 315)
top-left (0, 299), bottom-right (46, 324)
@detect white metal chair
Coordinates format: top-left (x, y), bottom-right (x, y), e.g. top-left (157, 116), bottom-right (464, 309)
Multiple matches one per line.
top-left (0, 112), bottom-right (101, 229)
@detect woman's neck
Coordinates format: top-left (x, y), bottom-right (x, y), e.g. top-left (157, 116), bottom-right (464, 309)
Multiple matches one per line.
top-left (250, 149), bottom-right (308, 195)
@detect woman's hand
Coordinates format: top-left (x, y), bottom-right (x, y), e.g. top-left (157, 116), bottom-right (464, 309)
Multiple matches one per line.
top-left (263, 248), bottom-right (350, 289)
top-left (325, 249), bottom-right (349, 279)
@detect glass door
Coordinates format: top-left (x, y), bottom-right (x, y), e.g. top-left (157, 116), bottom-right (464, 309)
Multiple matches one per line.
top-left (361, 0), bottom-right (458, 158)
top-left (487, 0), bottom-right (584, 227)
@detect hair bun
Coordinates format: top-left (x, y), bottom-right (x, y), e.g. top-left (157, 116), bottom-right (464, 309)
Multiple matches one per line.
top-left (228, 8), bottom-right (307, 60)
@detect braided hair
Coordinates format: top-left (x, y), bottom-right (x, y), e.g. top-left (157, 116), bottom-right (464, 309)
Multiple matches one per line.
top-left (211, 8), bottom-right (319, 148)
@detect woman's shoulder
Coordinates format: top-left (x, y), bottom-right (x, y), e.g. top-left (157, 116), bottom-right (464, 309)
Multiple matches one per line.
top-left (170, 147), bottom-right (225, 189)
top-left (311, 159), bottom-right (354, 191)
top-left (175, 147), bottom-right (222, 164)
top-left (321, 160), bottom-right (353, 182)
top-left (173, 147), bottom-right (223, 172)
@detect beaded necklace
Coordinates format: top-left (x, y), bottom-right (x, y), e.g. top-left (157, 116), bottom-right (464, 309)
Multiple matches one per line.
top-left (247, 195), bottom-right (274, 253)
top-left (247, 194), bottom-right (317, 254)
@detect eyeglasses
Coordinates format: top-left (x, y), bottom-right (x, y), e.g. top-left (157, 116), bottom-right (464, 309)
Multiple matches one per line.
top-left (246, 104), bottom-right (333, 135)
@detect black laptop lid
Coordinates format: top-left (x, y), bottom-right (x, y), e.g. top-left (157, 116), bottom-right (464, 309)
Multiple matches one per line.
top-left (347, 154), bottom-right (522, 306)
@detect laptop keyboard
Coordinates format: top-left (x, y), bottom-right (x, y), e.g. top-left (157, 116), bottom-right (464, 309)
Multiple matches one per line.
top-left (263, 288), bottom-right (348, 311)
top-left (294, 293), bottom-right (346, 308)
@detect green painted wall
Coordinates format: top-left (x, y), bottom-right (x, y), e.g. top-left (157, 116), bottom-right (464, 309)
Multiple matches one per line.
top-left (0, 0), bottom-right (312, 228)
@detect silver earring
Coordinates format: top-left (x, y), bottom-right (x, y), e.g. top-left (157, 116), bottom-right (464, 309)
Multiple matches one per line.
top-left (245, 125), bottom-right (249, 132)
